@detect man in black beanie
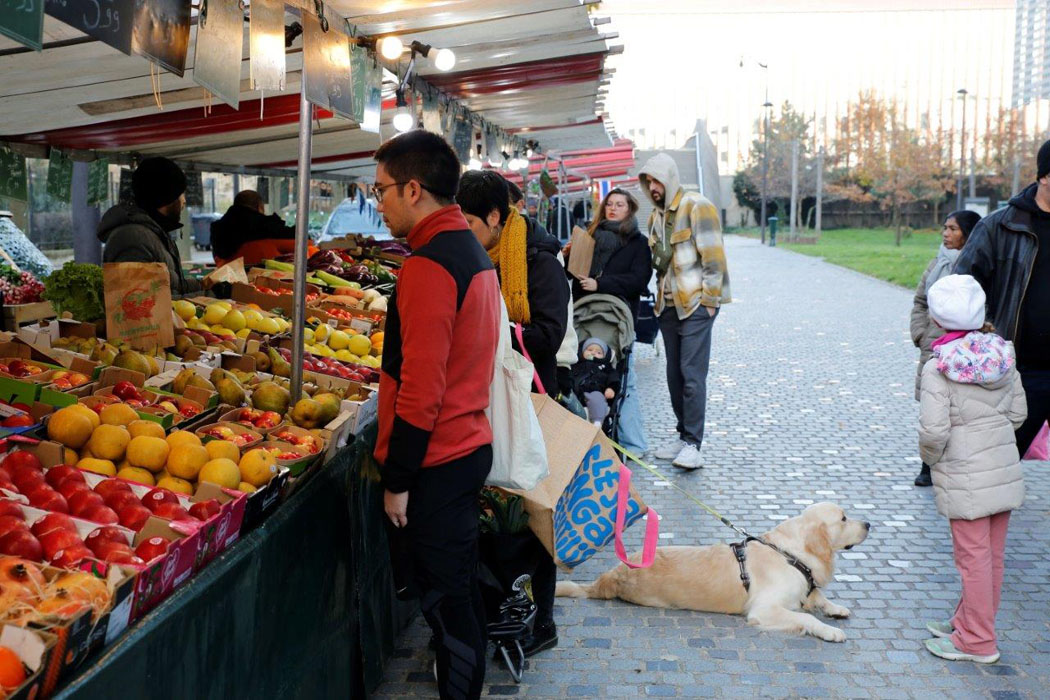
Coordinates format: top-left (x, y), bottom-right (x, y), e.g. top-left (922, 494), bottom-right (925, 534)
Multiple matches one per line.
top-left (98, 156), bottom-right (206, 295)
top-left (956, 138), bottom-right (1050, 455)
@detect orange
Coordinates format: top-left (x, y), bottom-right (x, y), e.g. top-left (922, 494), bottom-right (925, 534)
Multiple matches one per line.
top-left (0, 645), bottom-right (24, 689)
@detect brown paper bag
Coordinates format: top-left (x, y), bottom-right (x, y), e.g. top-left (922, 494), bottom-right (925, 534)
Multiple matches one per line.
top-left (566, 226), bottom-right (594, 279)
top-left (509, 394), bottom-right (649, 569)
top-left (206, 258), bottom-right (249, 285)
top-left (104, 263), bottom-right (175, 350)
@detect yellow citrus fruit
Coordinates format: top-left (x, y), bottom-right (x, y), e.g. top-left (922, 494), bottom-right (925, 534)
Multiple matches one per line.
top-left (157, 476), bottom-right (194, 495)
top-left (166, 431), bottom-right (201, 451)
top-left (128, 420), bottom-right (166, 439)
top-left (328, 330), bottom-right (349, 351)
top-left (202, 303), bottom-right (227, 325)
top-left (47, 407), bottom-right (95, 449)
top-left (63, 448), bottom-right (78, 466)
top-left (77, 458), bottom-right (116, 477)
top-left (116, 467), bottom-right (155, 486)
top-left (347, 334), bottom-right (371, 357)
top-left (237, 482), bottom-right (257, 494)
top-left (199, 458), bottom-right (241, 489)
top-left (87, 424), bottom-right (131, 461)
top-left (126, 436), bottom-right (170, 473)
top-left (236, 328), bottom-right (251, 339)
top-left (100, 403), bottom-right (139, 427)
top-left (167, 444), bottom-right (209, 481)
top-left (66, 404), bottom-right (101, 430)
top-left (205, 440), bottom-right (240, 463)
top-left (238, 449), bottom-right (278, 487)
top-left (221, 309), bottom-right (246, 332)
top-left (79, 444), bottom-right (94, 460)
top-left (256, 317), bottom-right (280, 335)
top-left (173, 300), bottom-right (196, 321)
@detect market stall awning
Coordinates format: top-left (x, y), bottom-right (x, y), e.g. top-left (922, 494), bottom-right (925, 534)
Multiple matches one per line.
top-left (0, 0), bottom-right (619, 177)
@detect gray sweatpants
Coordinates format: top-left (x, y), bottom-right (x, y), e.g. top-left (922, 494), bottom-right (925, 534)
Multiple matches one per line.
top-left (659, 306), bottom-right (718, 447)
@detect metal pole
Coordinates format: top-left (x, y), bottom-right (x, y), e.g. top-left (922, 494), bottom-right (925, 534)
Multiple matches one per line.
top-left (969, 148), bottom-right (976, 198)
top-left (694, 128), bottom-right (704, 197)
top-left (290, 89), bottom-right (314, 402)
top-left (789, 139), bottom-right (799, 240)
top-left (760, 109), bottom-right (769, 244)
top-left (957, 89), bottom-right (967, 211)
top-left (1012, 157), bottom-right (1022, 196)
top-left (815, 146), bottom-right (824, 236)
top-left (70, 161), bottom-right (102, 264)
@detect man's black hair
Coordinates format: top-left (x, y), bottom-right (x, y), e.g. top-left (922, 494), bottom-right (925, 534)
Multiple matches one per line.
top-left (506, 179), bottom-right (523, 204)
top-left (456, 170), bottom-right (510, 224)
top-left (373, 129), bottom-right (460, 205)
top-left (233, 190), bottom-right (265, 211)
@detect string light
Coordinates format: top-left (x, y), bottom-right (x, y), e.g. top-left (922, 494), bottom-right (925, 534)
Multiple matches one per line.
top-left (379, 36), bottom-right (404, 60)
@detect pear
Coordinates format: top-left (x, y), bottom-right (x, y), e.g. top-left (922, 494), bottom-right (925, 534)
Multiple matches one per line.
top-left (252, 351), bottom-right (271, 373)
top-left (113, 350), bottom-right (152, 378)
top-left (172, 368), bottom-right (197, 395)
top-left (251, 381), bottom-right (291, 414)
top-left (314, 392), bottom-right (341, 425)
top-left (268, 347), bottom-right (291, 378)
top-left (289, 398), bottom-right (324, 429)
top-left (216, 377), bottom-right (247, 407)
top-left (187, 374), bottom-right (216, 393)
top-left (174, 335), bottom-right (194, 357)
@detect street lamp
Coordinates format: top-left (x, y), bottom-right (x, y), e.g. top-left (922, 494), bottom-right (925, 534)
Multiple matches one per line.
top-left (957, 88), bottom-right (968, 210)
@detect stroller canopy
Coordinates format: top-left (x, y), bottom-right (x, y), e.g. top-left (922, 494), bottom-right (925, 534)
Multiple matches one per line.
top-left (573, 294), bottom-right (635, 364)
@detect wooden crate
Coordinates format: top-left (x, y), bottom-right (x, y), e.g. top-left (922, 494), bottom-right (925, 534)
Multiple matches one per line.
top-left (1, 300), bottom-right (56, 331)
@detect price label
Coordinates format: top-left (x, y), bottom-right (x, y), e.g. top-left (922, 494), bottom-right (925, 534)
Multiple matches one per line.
top-left (46, 148), bottom-right (73, 203)
top-left (184, 171), bottom-right (204, 208)
top-left (87, 159), bottom-right (109, 204)
top-left (0, 148), bottom-right (28, 202)
top-left (1, 0), bottom-right (44, 50)
top-left (45, 0), bottom-right (133, 54)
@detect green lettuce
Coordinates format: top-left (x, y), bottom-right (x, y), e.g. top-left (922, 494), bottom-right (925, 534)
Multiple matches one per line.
top-left (43, 263), bottom-right (105, 322)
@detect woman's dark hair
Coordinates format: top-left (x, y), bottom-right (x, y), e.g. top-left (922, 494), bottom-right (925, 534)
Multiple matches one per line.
top-left (372, 129), bottom-right (460, 205)
top-left (506, 179), bottom-right (524, 204)
top-left (456, 170), bottom-right (510, 224)
top-left (586, 187), bottom-right (640, 237)
top-left (946, 210), bottom-right (981, 239)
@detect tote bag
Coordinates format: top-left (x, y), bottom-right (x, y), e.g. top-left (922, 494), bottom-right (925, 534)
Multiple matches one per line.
top-left (485, 297), bottom-right (549, 490)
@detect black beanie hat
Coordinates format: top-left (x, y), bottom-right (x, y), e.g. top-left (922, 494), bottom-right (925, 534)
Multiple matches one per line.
top-left (946, 210), bottom-right (981, 238)
top-left (1038, 139), bottom-right (1050, 180)
top-left (132, 157), bottom-right (186, 211)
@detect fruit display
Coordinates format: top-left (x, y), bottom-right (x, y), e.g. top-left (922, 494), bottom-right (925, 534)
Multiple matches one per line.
top-left (0, 359), bottom-right (46, 379)
top-left (225, 408), bottom-right (282, 432)
top-left (196, 423), bottom-right (262, 449)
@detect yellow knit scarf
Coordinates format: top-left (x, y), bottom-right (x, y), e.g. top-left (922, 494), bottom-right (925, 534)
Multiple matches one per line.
top-left (487, 207), bottom-right (530, 324)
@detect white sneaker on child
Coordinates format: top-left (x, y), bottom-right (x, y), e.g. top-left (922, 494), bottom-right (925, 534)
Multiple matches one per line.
top-left (672, 444), bottom-right (703, 470)
top-left (655, 439), bottom-right (687, 461)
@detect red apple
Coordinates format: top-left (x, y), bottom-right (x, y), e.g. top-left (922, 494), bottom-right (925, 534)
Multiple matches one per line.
top-left (106, 551), bottom-right (145, 566)
top-left (79, 504), bottom-right (119, 525)
top-left (39, 528), bottom-right (82, 558)
top-left (142, 489), bottom-right (178, 512)
top-left (68, 489), bottom-right (105, 515)
top-left (90, 539), bottom-right (133, 561)
top-left (104, 490), bottom-right (141, 512)
top-left (84, 525), bottom-right (128, 553)
top-left (188, 499), bottom-right (221, 521)
top-left (1, 451), bottom-right (42, 474)
top-left (0, 500), bottom-right (23, 519)
top-left (112, 381), bottom-right (140, 401)
top-left (94, 479), bottom-right (132, 500)
top-left (0, 515), bottom-right (28, 538)
top-left (49, 546), bottom-right (92, 569)
top-left (117, 504), bottom-right (152, 531)
top-left (2, 414), bottom-right (35, 428)
top-left (11, 468), bottom-right (45, 493)
top-left (26, 487), bottom-right (69, 514)
top-left (151, 503), bottom-right (191, 521)
top-left (0, 467), bottom-right (10, 483)
top-left (0, 530), bottom-right (42, 560)
top-left (134, 536), bottom-right (170, 562)
top-left (45, 465), bottom-right (85, 489)
top-left (58, 480), bottom-right (91, 501)
top-left (30, 513), bottom-right (77, 538)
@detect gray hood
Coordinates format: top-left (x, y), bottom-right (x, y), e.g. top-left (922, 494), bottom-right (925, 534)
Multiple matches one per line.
top-left (638, 153), bottom-right (682, 212)
top-left (97, 203), bottom-right (165, 242)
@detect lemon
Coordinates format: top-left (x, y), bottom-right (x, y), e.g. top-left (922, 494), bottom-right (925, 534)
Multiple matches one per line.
top-left (157, 476), bottom-right (194, 495)
top-left (314, 345), bottom-right (334, 358)
top-left (199, 458), bottom-right (241, 489)
top-left (243, 310), bottom-right (263, 330)
top-left (222, 309), bottom-right (247, 332)
top-left (236, 328), bottom-right (252, 339)
top-left (303, 328), bottom-right (315, 344)
top-left (334, 349), bottom-right (356, 363)
top-left (167, 444), bottom-right (209, 481)
top-left (256, 317), bottom-right (280, 335)
top-left (202, 303), bottom-right (228, 326)
top-left (347, 334), bottom-right (371, 357)
top-left (328, 330), bottom-right (350, 351)
top-left (313, 324), bottom-right (330, 344)
top-left (173, 300), bottom-right (196, 321)
top-left (239, 449), bottom-right (278, 487)
top-left (215, 328), bottom-right (236, 339)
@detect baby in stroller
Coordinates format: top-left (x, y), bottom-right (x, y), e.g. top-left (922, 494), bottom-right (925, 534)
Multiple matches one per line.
top-left (571, 337), bottom-right (622, 426)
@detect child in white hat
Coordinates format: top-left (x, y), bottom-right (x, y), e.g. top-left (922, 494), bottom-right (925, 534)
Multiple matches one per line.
top-left (918, 274), bottom-right (1027, 664)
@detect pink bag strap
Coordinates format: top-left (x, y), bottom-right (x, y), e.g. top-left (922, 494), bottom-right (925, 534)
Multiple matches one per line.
top-left (613, 464), bottom-right (659, 569)
top-left (513, 322), bottom-right (546, 396)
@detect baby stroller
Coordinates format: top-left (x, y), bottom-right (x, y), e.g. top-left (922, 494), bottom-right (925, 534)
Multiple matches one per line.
top-left (572, 293), bottom-right (636, 446)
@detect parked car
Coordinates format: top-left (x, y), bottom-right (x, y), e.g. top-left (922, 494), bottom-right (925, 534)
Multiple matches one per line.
top-left (320, 192), bottom-right (390, 241)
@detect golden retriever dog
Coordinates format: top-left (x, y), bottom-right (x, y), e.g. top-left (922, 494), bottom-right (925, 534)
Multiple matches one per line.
top-left (556, 503), bottom-right (870, 642)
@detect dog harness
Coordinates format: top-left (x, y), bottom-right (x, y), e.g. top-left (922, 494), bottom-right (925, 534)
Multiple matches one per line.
top-left (730, 536), bottom-right (818, 597)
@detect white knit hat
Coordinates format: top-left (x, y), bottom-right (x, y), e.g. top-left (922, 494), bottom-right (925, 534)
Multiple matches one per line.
top-left (928, 274), bottom-right (986, 331)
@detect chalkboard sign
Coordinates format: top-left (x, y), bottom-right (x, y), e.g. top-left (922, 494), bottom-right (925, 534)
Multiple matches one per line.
top-left (1, 0), bottom-right (45, 50)
top-left (184, 171), bottom-right (204, 207)
top-left (45, 0), bottom-right (133, 54)
top-left (361, 59), bottom-right (383, 134)
top-left (87, 159), bottom-right (109, 204)
top-left (452, 118), bottom-right (473, 165)
top-left (257, 177), bottom-right (269, 204)
top-left (46, 149), bottom-right (74, 202)
top-left (349, 42), bottom-right (368, 124)
top-left (0, 149), bottom-right (28, 202)
top-left (118, 168), bottom-right (134, 204)
top-left (131, 0), bottom-right (191, 77)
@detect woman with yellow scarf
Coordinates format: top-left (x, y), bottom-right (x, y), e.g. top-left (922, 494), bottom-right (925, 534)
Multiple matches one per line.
top-left (457, 170), bottom-right (568, 397)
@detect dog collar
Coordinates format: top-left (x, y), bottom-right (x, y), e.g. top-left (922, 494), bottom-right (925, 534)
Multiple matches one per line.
top-left (730, 537), bottom-right (818, 597)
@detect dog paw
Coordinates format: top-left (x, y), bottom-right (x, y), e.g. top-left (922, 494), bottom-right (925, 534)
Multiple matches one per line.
top-left (825, 604), bottom-right (851, 619)
top-left (817, 625), bottom-right (846, 643)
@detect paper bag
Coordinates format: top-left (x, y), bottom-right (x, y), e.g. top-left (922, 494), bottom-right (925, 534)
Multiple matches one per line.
top-left (206, 258), bottom-right (249, 285)
top-left (509, 393), bottom-right (648, 569)
top-left (104, 263), bottom-right (175, 350)
top-left (566, 226), bottom-right (595, 280)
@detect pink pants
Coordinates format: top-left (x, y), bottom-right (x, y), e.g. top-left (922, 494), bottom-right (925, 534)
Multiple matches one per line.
top-left (949, 510), bottom-right (1011, 656)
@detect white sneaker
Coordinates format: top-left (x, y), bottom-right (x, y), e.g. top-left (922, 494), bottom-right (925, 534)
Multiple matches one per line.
top-left (655, 439), bottom-right (687, 461)
top-left (672, 444), bottom-right (703, 469)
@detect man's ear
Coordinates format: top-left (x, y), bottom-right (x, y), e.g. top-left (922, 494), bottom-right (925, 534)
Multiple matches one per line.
top-left (487, 208), bottom-right (502, 231)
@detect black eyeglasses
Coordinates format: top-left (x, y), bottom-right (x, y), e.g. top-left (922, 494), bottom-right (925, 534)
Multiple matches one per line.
top-left (371, 180), bottom-right (450, 203)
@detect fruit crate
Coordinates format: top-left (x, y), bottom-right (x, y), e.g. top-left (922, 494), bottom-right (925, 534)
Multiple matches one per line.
top-left (0, 300), bottom-right (56, 332)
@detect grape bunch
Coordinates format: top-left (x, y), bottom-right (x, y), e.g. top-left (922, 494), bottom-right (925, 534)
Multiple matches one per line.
top-left (0, 267), bottom-right (45, 305)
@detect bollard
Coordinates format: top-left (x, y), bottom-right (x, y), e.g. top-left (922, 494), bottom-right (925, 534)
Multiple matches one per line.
top-left (768, 216), bottom-right (778, 246)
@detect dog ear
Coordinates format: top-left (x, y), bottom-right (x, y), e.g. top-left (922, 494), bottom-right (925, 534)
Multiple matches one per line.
top-left (804, 522), bottom-right (833, 565)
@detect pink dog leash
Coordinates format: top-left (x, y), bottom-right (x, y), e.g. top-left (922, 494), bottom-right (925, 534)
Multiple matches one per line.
top-left (613, 464), bottom-right (659, 568)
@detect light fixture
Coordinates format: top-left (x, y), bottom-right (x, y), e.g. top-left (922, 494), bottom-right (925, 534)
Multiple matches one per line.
top-left (392, 89), bottom-right (414, 132)
top-left (378, 36), bottom-right (404, 60)
top-left (434, 48), bottom-right (456, 71)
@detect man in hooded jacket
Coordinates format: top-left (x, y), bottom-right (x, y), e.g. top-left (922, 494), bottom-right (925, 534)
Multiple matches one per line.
top-left (210, 189), bottom-right (297, 266)
top-left (97, 157), bottom-right (206, 296)
top-left (638, 153), bottom-right (730, 469)
top-left (955, 139), bottom-right (1050, 456)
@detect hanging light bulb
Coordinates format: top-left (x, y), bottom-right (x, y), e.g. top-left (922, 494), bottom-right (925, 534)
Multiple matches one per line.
top-left (392, 89), bottom-right (414, 132)
top-left (525, 146), bottom-right (534, 158)
top-left (379, 36), bottom-right (404, 60)
top-left (433, 48), bottom-right (456, 71)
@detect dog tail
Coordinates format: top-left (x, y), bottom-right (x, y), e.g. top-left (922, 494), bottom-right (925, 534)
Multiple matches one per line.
top-left (555, 571), bottom-right (618, 600)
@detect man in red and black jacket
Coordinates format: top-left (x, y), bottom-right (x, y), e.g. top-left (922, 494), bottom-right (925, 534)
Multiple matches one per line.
top-left (372, 130), bottom-right (500, 699)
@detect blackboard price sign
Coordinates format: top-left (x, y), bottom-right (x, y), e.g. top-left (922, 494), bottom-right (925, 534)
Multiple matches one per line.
top-left (0, 148), bottom-right (28, 202)
top-left (46, 0), bottom-right (134, 54)
top-left (1, 0), bottom-right (45, 50)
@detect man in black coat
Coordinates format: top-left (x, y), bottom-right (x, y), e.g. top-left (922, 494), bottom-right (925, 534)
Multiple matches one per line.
top-left (210, 190), bottom-right (295, 265)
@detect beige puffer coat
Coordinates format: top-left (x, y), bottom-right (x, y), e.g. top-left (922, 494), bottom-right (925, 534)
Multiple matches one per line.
top-left (918, 332), bottom-right (1027, 520)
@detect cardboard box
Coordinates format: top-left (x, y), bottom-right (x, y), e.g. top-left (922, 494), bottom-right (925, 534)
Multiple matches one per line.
top-left (145, 366), bottom-right (220, 409)
top-left (189, 481), bottom-right (247, 569)
top-left (230, 278), bottom-right (320, 317)
top-left (257, 440), bottom-right (316, 477)
top-left (239, 466), bottom-right (290, 534)
top-left (2, 625), bottom-right (56, 700)
top-left (306, 303), bottom-right (386, 333)
top-left (195, 421), bottom-right (263, 450)
top-left (218, 407), bottom-right (285, 435)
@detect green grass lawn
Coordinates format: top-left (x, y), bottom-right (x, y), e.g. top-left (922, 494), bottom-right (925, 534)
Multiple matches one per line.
top-left (737, 228), bottom-right (942, 289)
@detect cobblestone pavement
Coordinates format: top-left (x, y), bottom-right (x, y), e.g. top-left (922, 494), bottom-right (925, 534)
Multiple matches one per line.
top-left (373, 235), bottom-right (1050, 699)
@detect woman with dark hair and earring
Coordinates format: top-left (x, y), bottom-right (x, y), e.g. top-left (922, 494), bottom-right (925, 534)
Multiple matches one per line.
top-left (910, 209), bottom-right (982, 486)
top-left (568, 188), bottom-right (653, 458)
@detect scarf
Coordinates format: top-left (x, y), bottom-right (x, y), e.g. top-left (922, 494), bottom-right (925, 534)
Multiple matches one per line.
top-left (488, 207), bottom-right (530, 324)
top-left (589, 217), bottom-right (636, 278)
top-left (924, 244), bottom-right (961, 295)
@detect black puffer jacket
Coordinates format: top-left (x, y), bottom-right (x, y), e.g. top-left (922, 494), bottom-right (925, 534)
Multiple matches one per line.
top-left (98, 203), bottom-right (202, 295)
top-left (509, 217), bottom-right (569, 396)
top-left (569, 223), bottom-right (653, 323)
top-left (210, 205), bottom-right (296, 261)
top-left (955, 184), bottom-right (1047, 362)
